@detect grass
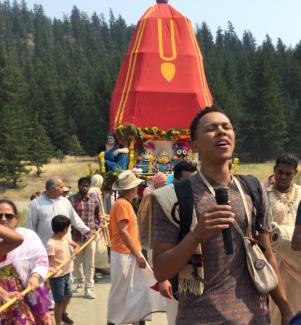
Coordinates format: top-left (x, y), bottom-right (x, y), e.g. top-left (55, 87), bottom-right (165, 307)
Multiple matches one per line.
top-left (1, 156), bottom-right (99, 202)
top-left (238, 162), bottom-right (301, 185)
top-left (1, 157), bottom-right (300, 217)
top-left (18, 209), bottom-right (28, 227)
top-left (238, 162), bottom-right (275, 180)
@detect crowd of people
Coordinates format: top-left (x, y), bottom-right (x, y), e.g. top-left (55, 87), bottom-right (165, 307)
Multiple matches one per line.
top-left (1, 107), bottom-right (301, 325)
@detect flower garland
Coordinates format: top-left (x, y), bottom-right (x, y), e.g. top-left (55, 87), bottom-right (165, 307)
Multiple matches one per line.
top-left (116, 124), bottom-right (191, 141)
top-left (102, 169), bottom-right (122, 191)
top-left (115, 124), bottom-right (144, 141)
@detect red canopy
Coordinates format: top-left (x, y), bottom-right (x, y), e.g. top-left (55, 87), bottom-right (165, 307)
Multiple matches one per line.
top-left (110, 2), bottom-right (213, 131)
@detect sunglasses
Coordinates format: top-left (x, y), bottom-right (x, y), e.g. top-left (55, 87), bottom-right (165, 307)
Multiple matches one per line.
top-left (0, 213), bottom-right (15, 220)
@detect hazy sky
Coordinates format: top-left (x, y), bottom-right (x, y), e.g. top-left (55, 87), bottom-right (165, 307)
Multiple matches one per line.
top-left (23, 0), bottom-right (301, 47)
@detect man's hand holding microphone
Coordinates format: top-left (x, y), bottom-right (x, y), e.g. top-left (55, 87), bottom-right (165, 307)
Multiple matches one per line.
top-left (190, 187), bottom-right (235, 255)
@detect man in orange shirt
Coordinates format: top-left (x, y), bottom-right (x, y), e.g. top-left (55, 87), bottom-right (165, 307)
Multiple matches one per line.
top-left (107, 171), bottom-right (166, 325)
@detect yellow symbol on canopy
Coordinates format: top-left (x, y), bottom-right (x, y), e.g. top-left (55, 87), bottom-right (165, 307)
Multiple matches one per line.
top-left (161, 63), bottom-right (175, 82)
top-left (158, 18), bottom-right (177, 82)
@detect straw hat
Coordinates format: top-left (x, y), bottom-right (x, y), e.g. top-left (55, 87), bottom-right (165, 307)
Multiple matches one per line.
top-left (112, 170), bottom-right (144, 191)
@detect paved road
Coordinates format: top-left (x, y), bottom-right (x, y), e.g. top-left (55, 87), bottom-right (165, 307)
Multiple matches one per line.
top-left (68, 276), bottom-right (167, 325)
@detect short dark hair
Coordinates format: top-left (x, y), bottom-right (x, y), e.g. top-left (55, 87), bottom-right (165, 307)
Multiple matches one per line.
top-left (51, 215), bottom-right (71, 233)
top-left (78, 177), bottom-right (91, 186)
top-left (189, 105), bottom-right (225, 141)
top-left (275, 152), bottom-right (298, 169)
top-left (0, 199), bottom-right (18, 217)
top-left (30, 194), bottom-right (37, 201)
top-left (174, 161), bottom-right (197, 180)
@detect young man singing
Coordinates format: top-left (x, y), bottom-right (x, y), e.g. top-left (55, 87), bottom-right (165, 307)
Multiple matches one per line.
top-left (152, 107), bottom-right (292, 324)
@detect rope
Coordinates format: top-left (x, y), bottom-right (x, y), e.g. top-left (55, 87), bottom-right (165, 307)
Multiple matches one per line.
top-left (0, 221), bottom-right (109, 313)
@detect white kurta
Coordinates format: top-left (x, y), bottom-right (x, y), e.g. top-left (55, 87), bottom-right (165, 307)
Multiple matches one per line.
top-left (27, 194), bottom-right (90, 246)
top-left (267, 183), bottom-right (301, 325)
top-left (107, 251), bottom-right (167, 324)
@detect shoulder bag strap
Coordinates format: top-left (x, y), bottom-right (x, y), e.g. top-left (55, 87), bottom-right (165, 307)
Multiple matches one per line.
top-left (198, 171), bottom-right (215, 195)
top-left (198, 171), bottom-right (251, 238)
top-left (233, 176), bottom-right (252, 237)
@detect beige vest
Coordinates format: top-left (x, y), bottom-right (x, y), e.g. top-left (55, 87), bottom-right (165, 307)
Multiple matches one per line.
top-left (267, 183), bottom-right (301, 226)
top-left (268, 183), bottom-right (301, 278)
top-left (151, 184), bottom-right (204, 296)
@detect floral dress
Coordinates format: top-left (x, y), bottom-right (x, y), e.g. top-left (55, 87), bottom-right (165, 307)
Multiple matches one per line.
top-left (0, 227), bottom-right (53, 324)
top-left (0, 263), bottom-right (52, 324)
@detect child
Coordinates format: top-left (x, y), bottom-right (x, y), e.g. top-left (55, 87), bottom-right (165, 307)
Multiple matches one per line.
top-left (47, 215), bottom-right (80, 325)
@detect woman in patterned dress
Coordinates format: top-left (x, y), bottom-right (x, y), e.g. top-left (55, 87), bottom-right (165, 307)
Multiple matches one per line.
top-left (0, 199), bottom-right (53, 324)
top-left (0, 223), bottom-right (24, 303)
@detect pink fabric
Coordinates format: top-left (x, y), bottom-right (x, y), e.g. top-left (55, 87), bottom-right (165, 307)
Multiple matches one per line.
top-left (153, 172), bottom-right (167, 188)
top-left (143, 186), bottom-right (153, 197)
top-left (47, 237), bottom-right (72, 277)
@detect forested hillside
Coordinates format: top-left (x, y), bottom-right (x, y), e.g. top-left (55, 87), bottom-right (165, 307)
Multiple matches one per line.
top-left (1, 0), bottom-right (301, 185)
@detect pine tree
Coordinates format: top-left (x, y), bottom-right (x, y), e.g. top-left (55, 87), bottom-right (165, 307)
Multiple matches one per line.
top-left (66, 134), bottom-right (85, 156)
top-left (245, 52), bottom-right (288, 161)
top-left (0, 104), bottom-right (29, 187)
top-left (26, 115), bottom-right (54, 176)
top-left (242, 31), bottom-right (257, 53)
top-left (54, 149), bottom-right (65, 163)
top-left (1, 2), bottom-right (301, 163)
top-left (0, 57), bottom-right (29, 187)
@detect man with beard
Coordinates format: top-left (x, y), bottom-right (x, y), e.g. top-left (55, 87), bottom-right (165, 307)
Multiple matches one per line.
top-left (69, 177), bottom-right (102, 299)
top-left (266, 153), bottom-right (301, 324)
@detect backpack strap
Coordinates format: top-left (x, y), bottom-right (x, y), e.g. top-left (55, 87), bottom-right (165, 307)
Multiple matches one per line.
top-left (171, 179), bottom-right (203, 299)
top-left (235, 175), bottom-right (265, 235)
top-left (233, 176), bottom-right (253, 236)
top-left (153, 180), bottom-right (204, 300)
top-left (173, 179), bottom-right (194, 240)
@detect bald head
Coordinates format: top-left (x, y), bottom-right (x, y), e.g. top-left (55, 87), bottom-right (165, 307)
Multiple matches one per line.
top-left (46, 176), bottom-right (62, 190)
top-left (45, 176), bottom-right (64, 199)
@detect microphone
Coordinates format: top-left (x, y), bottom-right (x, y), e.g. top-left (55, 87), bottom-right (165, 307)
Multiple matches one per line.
top-left (215, 187), bottom-right (234, 255)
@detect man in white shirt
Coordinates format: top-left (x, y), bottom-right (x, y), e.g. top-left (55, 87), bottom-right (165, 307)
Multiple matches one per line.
top-left (27, 176), bottom-right (90, 246)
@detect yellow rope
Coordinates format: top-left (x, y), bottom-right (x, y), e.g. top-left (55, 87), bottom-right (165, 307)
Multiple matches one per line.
top-left (0, 221), bottom-right (109, 313)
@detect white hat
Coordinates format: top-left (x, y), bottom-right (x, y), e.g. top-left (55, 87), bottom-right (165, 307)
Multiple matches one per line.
top-left (112, 170), bottom-right (143, 191)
